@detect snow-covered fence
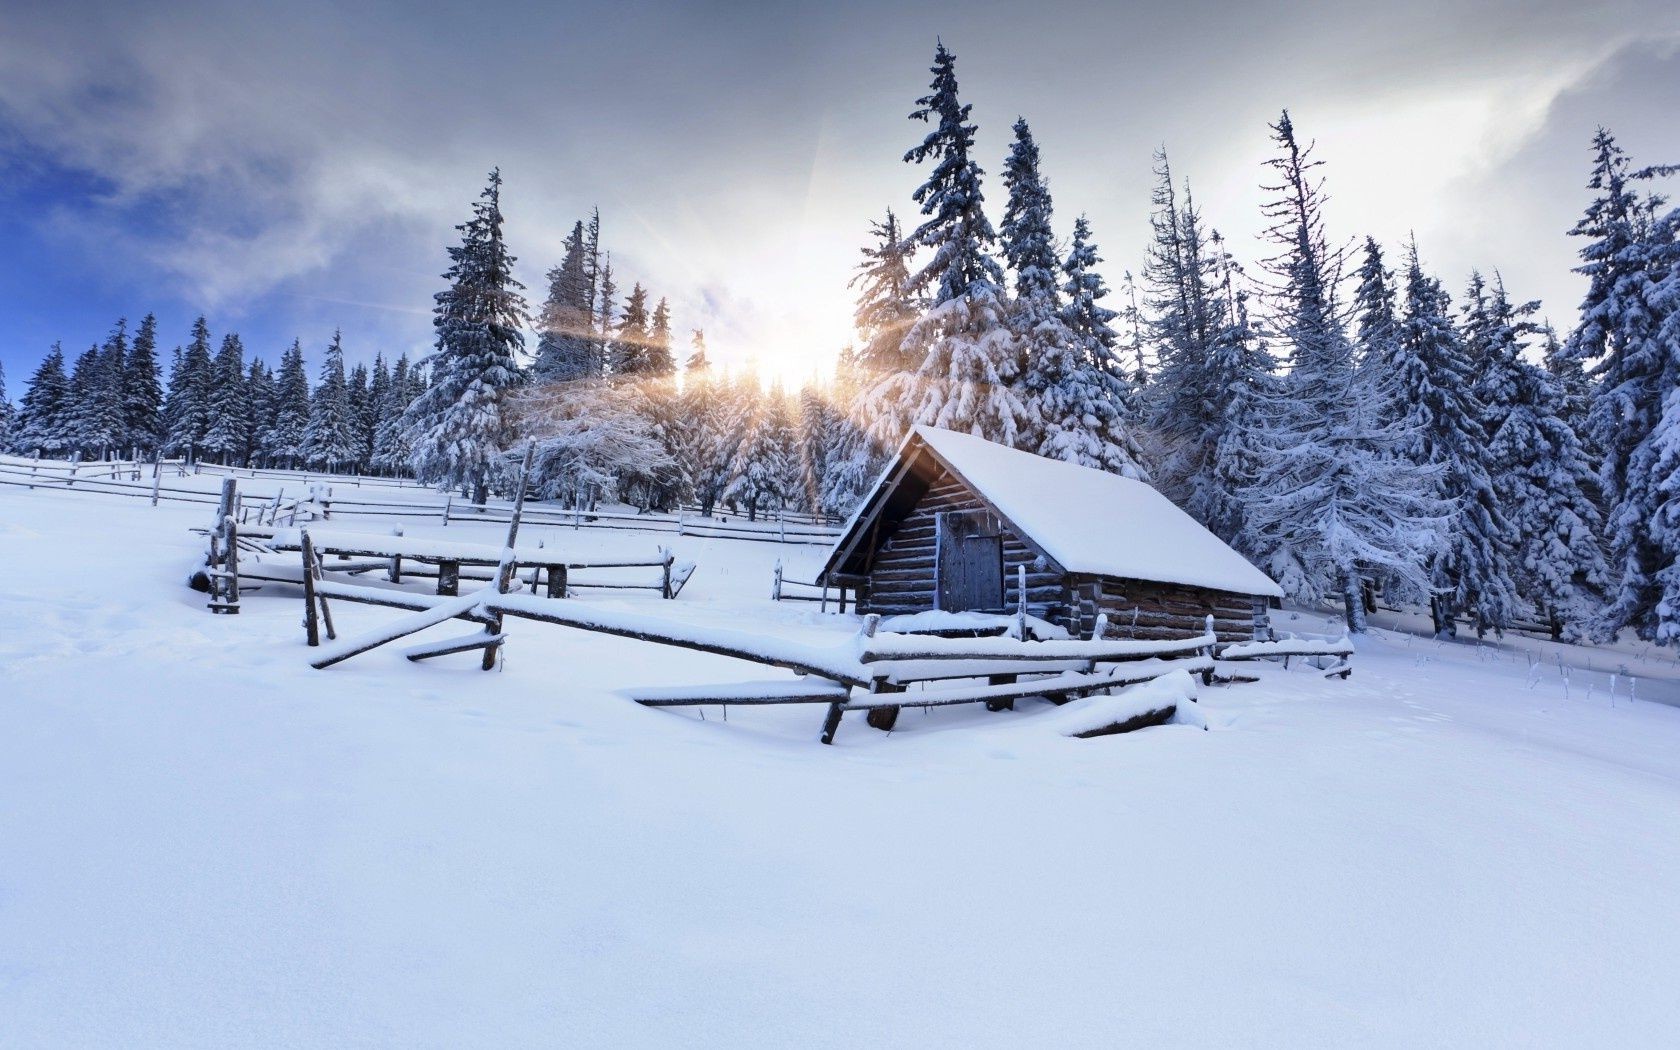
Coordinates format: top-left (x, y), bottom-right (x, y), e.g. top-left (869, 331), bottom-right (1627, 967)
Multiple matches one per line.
top-left (1217, 635), bottom-right (1354, 679)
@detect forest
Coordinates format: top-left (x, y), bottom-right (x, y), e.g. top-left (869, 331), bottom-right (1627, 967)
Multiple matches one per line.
top-left (3, 42), bottom-right (1677, 646)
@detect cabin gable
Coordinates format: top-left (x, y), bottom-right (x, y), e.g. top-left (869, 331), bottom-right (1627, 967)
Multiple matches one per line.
top-left (857, 464), bottom-right (1069, 623)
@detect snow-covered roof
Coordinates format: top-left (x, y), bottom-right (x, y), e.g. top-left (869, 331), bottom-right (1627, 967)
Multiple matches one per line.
top-left (828, 426), bottom-right (1282, 598)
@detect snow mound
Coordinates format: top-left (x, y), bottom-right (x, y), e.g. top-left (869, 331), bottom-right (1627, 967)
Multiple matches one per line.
top-left (1049, 669), bottom-right (1202, 738)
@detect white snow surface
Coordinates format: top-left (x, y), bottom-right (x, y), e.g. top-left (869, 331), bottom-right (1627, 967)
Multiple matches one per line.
top-left (1049, 669), bottom-right (1200, 736)
top-left (911, 424), bottom-right (1284, 597)
top-left (4, 481), bottom-right (1680, 1048)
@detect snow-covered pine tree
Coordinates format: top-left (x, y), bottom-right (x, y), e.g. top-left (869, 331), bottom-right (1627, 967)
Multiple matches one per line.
top-left (360, 355), bottom-right (390, 467)
top-left (727, 382), bottom-right (800, 521)
top-left (1562, 129), bottom-right (1678, 641)
top-left (125, 313), bottom-right (164, 455)
top-left (679, 338), bottom-right (746, 518)
top-left (94, 321), bottom-right (131, 457)
top-left (0, 360), bottom-right (13, 452)
top-left (346, 362), bottom-right (373, 469)
top-left (532, 220), bottom-right (599, 383)
top-left (264, 340), bottom-right (312, 468)
top-left (1387, 243), bottom-right (1517, 636)
top-left (867, 42), bottom-right (1023, 448)
top-left (1239, 113), bottom-right (1443, 632)
top-left (1469, 273), bottom-right (1609, 638)
top-left (594, 255), bottom-right (616, 383)
top-left (404, 168), bottom-right (530, 503)
top-left (818, 345), bottom-right (883, 517)
top-left (1141, 161), bottom-right (1259, 530)
top-left (245, 357), bottom-right (276, 467)
top-left (850, 209), bottom-right (919, 376)
top-left (1649, 216), bottom-right (1680, 643)
top-left (1046, 213), bottom-right (1150, 477)
top-left (646, 297), bottom-right (676, 377)
top-left (66, 342), bottom-right (119, 459)
top-left (796, 381), bottom-right (836, 514)
top-left (164, 318), bottom-right (216, 461)
top-left (372, 354), bottom-right (416, 474)
top-left (14, 343), bottom-right (73, 456)
top-left (610, 283), bottom-right (651, 378)
top-left (304, 331), bottom-right (360, 470)
top-left (200, 333), bottom-right (251, 464)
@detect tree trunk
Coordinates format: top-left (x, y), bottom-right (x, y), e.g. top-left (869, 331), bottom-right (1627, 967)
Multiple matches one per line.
top-left (1341, 571), bottom-right (1366, 634)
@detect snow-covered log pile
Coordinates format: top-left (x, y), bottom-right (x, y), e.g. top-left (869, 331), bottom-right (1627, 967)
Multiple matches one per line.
top-left (1048, 670), bottom-right (1205, 737)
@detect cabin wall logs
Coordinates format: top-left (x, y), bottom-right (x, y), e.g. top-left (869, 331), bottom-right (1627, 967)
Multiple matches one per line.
top-left (857, 466), bottom-right (1269, 643)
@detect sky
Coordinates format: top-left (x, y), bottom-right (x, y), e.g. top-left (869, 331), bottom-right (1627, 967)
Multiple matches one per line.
top-left (1, 0), bottom-right (1677, 392)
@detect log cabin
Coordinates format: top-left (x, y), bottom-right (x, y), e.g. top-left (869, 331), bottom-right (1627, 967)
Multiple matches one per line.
top-left (819, 426), bottom-right (1283, 642)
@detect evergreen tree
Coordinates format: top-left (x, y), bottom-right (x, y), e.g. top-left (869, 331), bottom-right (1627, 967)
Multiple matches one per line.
top-left (646, 297), bottom-right (676, 376)
top-left (245, 357), bottom-right (276, 466)
top-left (345, 362), bottom-right (372, 469)
top-left (727, 382), bottom-right (800, 520)
top-left (372, 354), bottom-right (416, 473)
top-left (0, 360), bottom-right (13, 452)
top-left (164, 318), bottom-right (216, 460)
top-left (686, 328), bottom-right (709, 372)
top-left (404, 169), bottom-right (530, 502)
top-left (362, 355), bottom-right (390, 467)
top-left (1239, 113), bottom-right (1443, 632)
top-left (1470, 274), bottom-right (1608, 638)
top-left (1389, 246), bottom-right (1517, 636)
top-left (1142, 161), bottom-right (1260, 529)
top-left (304, 330), bottom-right (361, 470)
top-left (65, 343), bottom-right (109, 457)
top-left (1562, 129), bottom-right (1678, 641)
top-left (850, 209), bottom-right (919, 377)
top-left (15, 343), bottom-right (73, 455)
top-left (125, 313), bottom-right (164, 454)
top-left (200, 333), bottom-right (251, 463)
top-left (818, 345), bottom-right (884, 516)
top-left (869, 42), bottom-right (1023, 447)
top-left (797, 381), bottom-right (836, 514)
top-left (594, 255), bottom-right (616, 382)
top-left (81, 321), bottom-right (130, 457)
top-left (532, 219), bottom-right (598, 382)
top-left (1039, 212), bottom-right (1149, 476)
top-left (265, 340), bottom-right (312, 467)
top-left (610, 283), bottom-right (651, 377)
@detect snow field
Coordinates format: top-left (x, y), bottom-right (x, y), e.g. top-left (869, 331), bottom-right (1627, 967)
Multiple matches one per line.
top-left (2, 485), bottom-right (1679, 1048)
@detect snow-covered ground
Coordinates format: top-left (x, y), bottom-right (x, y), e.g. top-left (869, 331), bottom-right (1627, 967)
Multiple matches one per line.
top-left (3, 482), bottom-right (1679, 1048)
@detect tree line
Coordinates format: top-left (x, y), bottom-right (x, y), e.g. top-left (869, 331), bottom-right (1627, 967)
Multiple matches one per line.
top-left (4, 41), bottom-right (1679, 646)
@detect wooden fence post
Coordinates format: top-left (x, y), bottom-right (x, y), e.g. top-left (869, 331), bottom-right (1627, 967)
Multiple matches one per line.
top-left (301, 529), bottom-right (321, 647)
top-left (772, 559), bottom-right (783, 602)
top-left (389, 525), bottom-right (404, 583)
top-left (661, 547), bottom-right (673, 600)
top-left (442, 493), bottom-right (451, 526)
top-left (150, 453), bottom-right (163, 507)
top-left (481, 443), bottom-right (535, 671)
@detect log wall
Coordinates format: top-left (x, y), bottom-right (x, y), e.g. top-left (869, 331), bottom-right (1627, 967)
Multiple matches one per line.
top-left (859, 467), bottom-right (1064, 621)
top-left (858, 465), bottom-right (1271, 644)
top-left (1084, 577), bottom-right (1268, 644)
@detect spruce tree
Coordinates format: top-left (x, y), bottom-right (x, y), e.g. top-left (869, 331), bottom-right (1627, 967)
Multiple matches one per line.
top-left (15, 343), bottom-right (73, 456)
top-left (0, 360), bottom-right (13, 452)
top-left (245, 357), bottom-right (276, 467)
top-left (201, 333), bottom-right (251, 464)
top-left (646, 297), bottom-right (676, 376)
top-left (265, 340), bottom-right (312, 467)
top-left (727, 383), bottom-right (799, 521)
top-left (1142, 161), bottom-right (1260, 530)
top-left (304, 330), bottom-right (360, 470)
top-left (1562, 129), bottom-right (1678, 641)
top-left (404, 168), bottom-right (530, 502)
top-left (1388, 245), bottom-right (1517, 636)
top-left (1470, 274), bottom-right (1608, 638)
top-left (850, 209), bottom-right (919, 376)
top-left (164, 318), bottom-right (216, 460)
top-left (594, 255), bottom-right (616, 382)
top-left (818, 345), bottom-right (884, 517)
top-left (532, 220), bottom-right (598, 383)
top-left (1239, 113), bottom-right (1442, 631)
top-left (868, 42), bottom-right (1023, 447)
top-left (362, 355), bottom-right (390, 467)
top-left (125, 313), bottom-right (164, 454)
top-left (610, 283), bottom-right (651, 377)
top-left (66, 343), bottom-right (106, 458)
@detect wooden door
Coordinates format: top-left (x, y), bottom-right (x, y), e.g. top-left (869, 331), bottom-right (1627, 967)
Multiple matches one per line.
top-left (937, 511), bottom-right (1005, 612)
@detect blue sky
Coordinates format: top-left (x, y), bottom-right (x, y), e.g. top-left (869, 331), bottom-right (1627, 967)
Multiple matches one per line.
top-left (1, 0), bottom-right (1677, 393)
